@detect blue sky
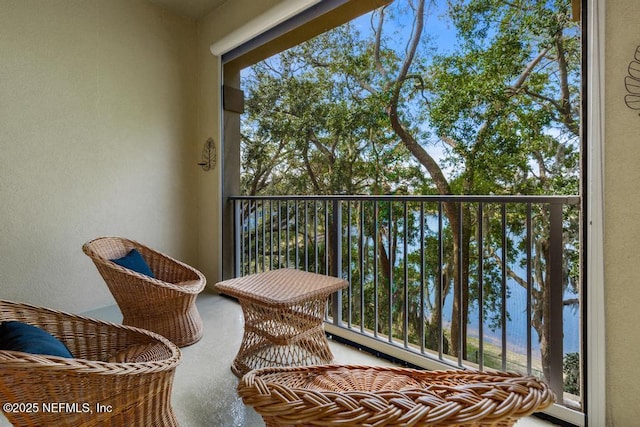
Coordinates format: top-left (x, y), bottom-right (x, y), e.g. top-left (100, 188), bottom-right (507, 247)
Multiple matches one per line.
top-left (349, 0), bottom-right (459, 55)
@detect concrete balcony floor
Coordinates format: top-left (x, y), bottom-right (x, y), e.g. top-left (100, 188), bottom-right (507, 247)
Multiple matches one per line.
top-left (1, 289), bottom-right (559, 427)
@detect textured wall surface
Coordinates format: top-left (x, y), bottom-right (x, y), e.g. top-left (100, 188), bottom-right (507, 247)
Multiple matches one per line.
top-left (195, 0), bottom-right (289, 283)
top-left (604, 1), bottom-right (640, 424)
top-left (0, 0), bottom-right (198, 312)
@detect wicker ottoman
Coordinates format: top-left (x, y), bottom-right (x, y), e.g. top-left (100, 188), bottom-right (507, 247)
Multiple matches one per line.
top-left (215, 269), bottom-right (348, 377)
top-left (238, 364), bottom-right (555, 426)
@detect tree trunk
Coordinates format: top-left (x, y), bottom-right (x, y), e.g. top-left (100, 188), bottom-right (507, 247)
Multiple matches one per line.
top-left (531, 235), bottom-right (552, 384)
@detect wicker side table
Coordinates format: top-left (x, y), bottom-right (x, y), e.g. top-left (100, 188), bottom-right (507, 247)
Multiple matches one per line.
top-left (215, 269), bottom-right (348, 377)
top-left (238, 364), bottom-right (555, 427)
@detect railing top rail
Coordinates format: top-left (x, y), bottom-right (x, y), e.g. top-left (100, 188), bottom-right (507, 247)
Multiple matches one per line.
top-left (229, 194), bottom-right (581, 204)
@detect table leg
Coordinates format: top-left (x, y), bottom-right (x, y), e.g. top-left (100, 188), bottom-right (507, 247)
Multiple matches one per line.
top-left (231, 298), bottom-right (335, 377)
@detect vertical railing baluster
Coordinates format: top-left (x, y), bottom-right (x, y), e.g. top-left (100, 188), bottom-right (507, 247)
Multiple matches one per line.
top-left (458, 202), bottom-right (464, 367)
top-left (248, 200), bottom-right (253, 275)
top-left (314, 201), bottom-right (319, 273)
top-left (304, 200), bottom-right (309, 271)
top-left (403, 201), bottom-right (409, 348)
top-left (360, 200), bottom-right (365, 334)
top-left (234, 199), bottom-right (241, 277)
top-left (325, 200), bottom-right (329, 275)
top-left (294, 201), bottom-right (299, 269)
top-left (245, 201), bottom-right (249, 276)
top-left (501, 204), bottom-right (507, 372)
top-left (549, 202), bottom-right (565, 401)
top-left (239, 200), bottom-right (244, 276)
top-left (478, 202), bottom-right (484, 370)
top-left (374, 200), bottom-right (379, 339)
top-left (438, 201), bottom-right (444, 360)
top-left (388, 201), bottom-right (393, 343)
top-left (261, 199), bottom-right (266, 273)
top-left (256, 199), bottom-right (260, 273)
top-left (348, 201), bottom-right (353, 328)
top-left (254, 200), bottom-right (259, 274)
top-left (285, 201), bottom-right (290, 269)
top-left (331, 199), bottom-right (343, 325)
top-left (269, 199), bottom-right (274, 272)
top-left (255, 199), bottom-right (258, 274)
top-left (277, 200), bottom-right (282, 269)
top-left (526, 203), bottom-right (533, 375)
top-left (420, 201), bottom-right (425, 354)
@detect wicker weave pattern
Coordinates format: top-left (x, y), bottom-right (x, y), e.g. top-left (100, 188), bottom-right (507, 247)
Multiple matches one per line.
top-left (83, 237), bottom-right (206, 347)
top-left (216, 269), bottom-right (348, 306)
top-left (238, 365), bottom-right (555, 427)
top-left (0, 299), bottom-right (182, 427)
top-left (233, 298), bottom-right (334, 376)
top-left (215, 269), bottom-right (348, 377)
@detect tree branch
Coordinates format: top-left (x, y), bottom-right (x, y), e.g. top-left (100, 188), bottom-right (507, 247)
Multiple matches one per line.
top-left (372, 6), bottom-right (390, 81)
top-left (508, 47), bottom-right (551, 93)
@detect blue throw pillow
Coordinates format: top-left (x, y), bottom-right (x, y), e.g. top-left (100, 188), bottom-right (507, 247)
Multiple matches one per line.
top-left (0, 321), bottom-right (73, 358)
top-left (111, 249), bottom-right (154, 278)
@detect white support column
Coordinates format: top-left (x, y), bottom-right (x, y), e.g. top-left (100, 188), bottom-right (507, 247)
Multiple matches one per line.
top-left (586, 0), bottom-right (606, 425)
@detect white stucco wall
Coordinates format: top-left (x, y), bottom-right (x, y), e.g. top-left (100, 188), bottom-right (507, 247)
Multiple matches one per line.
top-left (0, 0), bottom-right (302, 311)
top-left (0, 0), bottom-right (199, 312)
top-left (604, 1), bottom-right (640, 425)
top-left (194, 0), bottom-right (290, 283)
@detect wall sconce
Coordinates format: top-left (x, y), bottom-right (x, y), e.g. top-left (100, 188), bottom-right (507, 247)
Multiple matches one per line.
top-left (625, 46), bottom-right (640, 114)
top-left (198, 138), bottom-right (217, 171)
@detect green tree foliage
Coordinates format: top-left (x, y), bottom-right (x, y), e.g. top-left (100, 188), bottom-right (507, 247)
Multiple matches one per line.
top-left (241, 30), bottom-right (424, 196)
top-left (240, 0), bottom-right (581, 393)
top-left (563, 352), bottom-right (580, 395)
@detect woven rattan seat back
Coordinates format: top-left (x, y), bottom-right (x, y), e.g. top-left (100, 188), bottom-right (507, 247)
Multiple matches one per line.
top-left (0, 299), bottom-right (182, 427)
top-left (83, 236), bottom-right (206, 347)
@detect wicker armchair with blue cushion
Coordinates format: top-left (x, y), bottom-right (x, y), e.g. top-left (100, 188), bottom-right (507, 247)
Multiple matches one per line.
top-left (82, 237), bottom-right (206, 347)
top-left (0, 299), bottom-right (182, 427)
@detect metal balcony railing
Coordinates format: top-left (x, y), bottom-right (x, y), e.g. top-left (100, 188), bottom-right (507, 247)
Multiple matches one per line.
top-left (229, 194), bottom-right (582, 412)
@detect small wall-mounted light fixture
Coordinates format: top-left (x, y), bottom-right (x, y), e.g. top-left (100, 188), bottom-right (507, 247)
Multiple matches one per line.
top-left (198, 138), bottom-right (217, 171)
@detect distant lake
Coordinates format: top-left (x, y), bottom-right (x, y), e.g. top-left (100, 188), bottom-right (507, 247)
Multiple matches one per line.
top-left (441, 280), bottom-right (580, 358)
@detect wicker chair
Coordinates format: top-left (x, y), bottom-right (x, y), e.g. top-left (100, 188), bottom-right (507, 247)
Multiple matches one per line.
top-left (0, 299), bottom-right (182, 427)
top-left (238, 364), bottom-right (555, 427)
top-left (83, 237), bottom-right (206, 347)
